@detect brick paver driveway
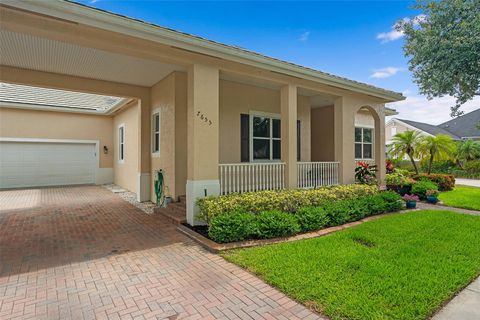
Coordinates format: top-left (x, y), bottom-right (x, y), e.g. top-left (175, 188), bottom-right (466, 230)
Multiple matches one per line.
top-left (0, 186), bottom-right (321, 320)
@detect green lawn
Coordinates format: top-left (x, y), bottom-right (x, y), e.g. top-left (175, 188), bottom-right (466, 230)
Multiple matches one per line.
top-left (439, 185), bottom-right (480, 211)
top-left (223, 211), bottom-right (480, 320)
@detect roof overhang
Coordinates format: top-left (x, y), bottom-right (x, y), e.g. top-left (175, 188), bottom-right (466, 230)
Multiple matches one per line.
top-left (4, 0), bottom-right (405, 103)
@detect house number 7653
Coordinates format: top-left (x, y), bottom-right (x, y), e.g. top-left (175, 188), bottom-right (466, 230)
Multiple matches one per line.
top-left (196, 111), bottom-right (212, 126)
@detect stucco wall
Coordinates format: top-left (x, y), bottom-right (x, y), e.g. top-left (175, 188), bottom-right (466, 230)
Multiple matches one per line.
top-left (150, 73), bottom-right (176, 201)
top-left (113, 102), bottom-right (139, 193)
top-left (219, 80), bottom-right (311, 163)
top-left (355, 109), bottom-right (375, 128)
top-left (149, 72), bottom-right (188, 202)
top-left (0, 107), bottom-right (113, 168)
top-left (311, 105), bottom-right (335, 161)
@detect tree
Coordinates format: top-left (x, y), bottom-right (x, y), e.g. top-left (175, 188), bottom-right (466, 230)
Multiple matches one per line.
top-left (388, 130), bottom-right (423, 174)
top-left (418, 134), bottom-right (456, 174)
top-left (456, 139), bottom-right (480, 164)
top-left (399, 0), bottom-right (480, 117)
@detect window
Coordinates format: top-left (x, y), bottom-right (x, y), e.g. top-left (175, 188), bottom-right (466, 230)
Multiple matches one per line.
top-left (391, 126), bottom-right (397, 136)
top-left (355, 127), bottom-right (373, 159)
top-left (251, 115), bottom-right (281, 161)
top-left (118, 124), bottom-right (125, 162)
top-left (152, 112), bottom-right (160, 154)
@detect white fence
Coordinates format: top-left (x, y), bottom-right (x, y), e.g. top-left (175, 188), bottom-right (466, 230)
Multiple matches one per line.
top-left (297, 162), bottom-right (339, 188)
top-left (219, 163), bottom-right (285, 195)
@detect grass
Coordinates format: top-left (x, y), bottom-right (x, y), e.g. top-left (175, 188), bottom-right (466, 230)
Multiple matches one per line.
top-left (223, 210), bottom-right (480, 320)
top-left (439, 185), bottom-right (480, 211)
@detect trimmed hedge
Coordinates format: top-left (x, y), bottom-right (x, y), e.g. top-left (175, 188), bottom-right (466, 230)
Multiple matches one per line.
top-left (411, 173), bottom-right (455, 191)
top-left (197, 184), bottom-right (378, 223)
top-left (207, 191), bottom-right (403, 243)
top-left (256, 210), bottom-right (301, 239)
top-left (294, 207), bottom-right (329, 232)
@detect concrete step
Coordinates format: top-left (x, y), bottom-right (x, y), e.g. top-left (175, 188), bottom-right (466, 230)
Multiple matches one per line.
top-left (154, 201), bottom-right (186, 225)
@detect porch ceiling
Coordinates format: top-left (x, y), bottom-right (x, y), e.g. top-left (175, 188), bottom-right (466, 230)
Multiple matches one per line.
top-left (0, 29), bottom-right (185, 87)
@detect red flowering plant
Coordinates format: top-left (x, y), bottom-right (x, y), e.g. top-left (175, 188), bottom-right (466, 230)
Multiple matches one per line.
top-left (355, 161), bottom-right (378, 185)
top-left (386, 159), bottom-right (395, 174)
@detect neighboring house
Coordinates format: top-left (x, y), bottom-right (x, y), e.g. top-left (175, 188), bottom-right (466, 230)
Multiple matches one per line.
top-left (386, 108), bottom-right (480, 145)
top-left (0, 1), bottom-right (404, 225)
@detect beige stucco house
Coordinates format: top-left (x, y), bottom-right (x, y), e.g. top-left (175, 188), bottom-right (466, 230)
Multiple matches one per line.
top-left (0, 0), bottom-right (404, 224)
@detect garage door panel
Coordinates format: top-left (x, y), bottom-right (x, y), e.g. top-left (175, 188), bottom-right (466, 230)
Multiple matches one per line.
top-left (0, 141), bottom-right (96, 189)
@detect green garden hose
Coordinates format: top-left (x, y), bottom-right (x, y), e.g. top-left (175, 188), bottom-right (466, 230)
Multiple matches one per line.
top-left (154, 169), bottom-right (165, 207)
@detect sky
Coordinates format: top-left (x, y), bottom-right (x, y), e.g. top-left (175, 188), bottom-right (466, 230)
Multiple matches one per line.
top-left (76, 0), bottom-right (479, 124)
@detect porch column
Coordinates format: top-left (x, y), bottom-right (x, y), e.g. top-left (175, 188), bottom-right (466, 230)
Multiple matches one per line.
top-left (375, 106), bottom-right (386, 186)
top-left (186, 64), bottom-right (220, 225)
top-left (137, 97), bottom-right (151, 202)
top-left (281, 84), bottom-right (298, 188)
top-left (334, 97), bottom-right (356, 184)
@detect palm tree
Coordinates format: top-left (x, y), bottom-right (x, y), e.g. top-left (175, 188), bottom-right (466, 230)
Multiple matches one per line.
top-left (418, 134), bottom-right (456, 174)
top-left (456, 140), bottom-right (480, 165)
top-left (388, 130), bottom-right (422, 174)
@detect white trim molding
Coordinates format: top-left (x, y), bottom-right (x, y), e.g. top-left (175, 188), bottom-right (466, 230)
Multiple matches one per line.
top-left (117, 123), bottom-right (125, 163)
top-left (137, 172), bottom-right (151, 202)
top-left (186, 179), bottom-right (220, 226)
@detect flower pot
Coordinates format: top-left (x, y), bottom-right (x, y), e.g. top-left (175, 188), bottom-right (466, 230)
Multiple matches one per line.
top-left (426, 196), bottom-right (439, 204)
top-left (406, 201), bottom-right (417, 209)
top-left (398, 185), bottom-right (412, 196)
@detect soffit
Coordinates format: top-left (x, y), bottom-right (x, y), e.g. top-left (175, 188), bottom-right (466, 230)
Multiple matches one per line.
top-left (0, 29), bottom-right (185, 87)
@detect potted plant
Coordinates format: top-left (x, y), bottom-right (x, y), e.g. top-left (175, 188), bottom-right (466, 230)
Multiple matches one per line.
top-left (402, 194), bottom-right (419, 209)
top-left (426, 190), bottom-right (439, 204)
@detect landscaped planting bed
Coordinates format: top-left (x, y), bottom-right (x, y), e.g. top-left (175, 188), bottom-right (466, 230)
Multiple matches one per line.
top-left (196, 185), bottom-right (404, 243)
top-left (224, 210), bottom-right (480, 320)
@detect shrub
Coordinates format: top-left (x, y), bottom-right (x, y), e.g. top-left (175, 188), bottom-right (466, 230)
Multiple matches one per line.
top-left (464, 160), bottom-right (480, 174)
top-left (412, 173), bottom-right (455, 191)
top-left (322, 200), bottom-right (353, 226)
top-left (255, 210), bottom-right (300, 239)
top-left (355, 162), bottom-right (378, 185)
top-left (377, 191), bottom-right (404, 211)
top-left (206, 192), bottom-right (404, 243)
top-left (197, 184), bottom-right (378, 223)
top-left (411, 179), bottom-right (438, 199)
top-left (294, 207), bottom-right (330, 232)
top-left (420, 160), bottom-right (456, 174)
top-left (208, 211), bottom-right (257, 243)
top-left (451, 169), bottom-right (480, 179)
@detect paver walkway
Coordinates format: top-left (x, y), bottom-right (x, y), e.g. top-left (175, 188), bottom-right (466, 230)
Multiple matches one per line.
top-left (0, 186), bottom-right (321, 320)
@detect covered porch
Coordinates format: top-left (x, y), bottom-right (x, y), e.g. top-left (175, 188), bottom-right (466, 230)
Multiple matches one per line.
top-left (213, 75), bottom-right (384, 197)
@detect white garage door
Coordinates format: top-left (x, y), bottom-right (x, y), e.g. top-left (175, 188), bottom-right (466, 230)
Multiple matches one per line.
top-left (0, 141), bottom-right (96, 189)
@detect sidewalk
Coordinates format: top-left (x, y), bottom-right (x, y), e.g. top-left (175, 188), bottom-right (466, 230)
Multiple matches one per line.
top-left (419, 203), bottom-right (480, 319)
top-left (432, 277), bottom-right (480, 320)
top-left (455, 178), bottom-right (480, 187)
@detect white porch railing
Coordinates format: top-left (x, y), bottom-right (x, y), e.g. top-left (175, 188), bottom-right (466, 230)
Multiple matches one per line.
top-left (297, 162), bottom-right (339, 188)
top-left (219, 163), bottom-right (285, 195)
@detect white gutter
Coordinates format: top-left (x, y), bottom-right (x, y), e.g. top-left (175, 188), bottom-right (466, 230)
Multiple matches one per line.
top-left (8, 0), bottom-right (405, 102)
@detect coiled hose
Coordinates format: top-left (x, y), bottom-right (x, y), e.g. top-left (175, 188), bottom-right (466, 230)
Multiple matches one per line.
top-left (154, 169), bottom-right (165, 207)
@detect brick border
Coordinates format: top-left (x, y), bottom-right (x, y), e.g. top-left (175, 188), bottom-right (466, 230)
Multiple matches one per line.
top-left (177, 209), bottom-right (412, 253)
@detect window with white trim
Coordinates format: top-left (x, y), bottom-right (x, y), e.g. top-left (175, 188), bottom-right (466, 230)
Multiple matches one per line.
top-left (355, 127), bottom-right (373, 159)
top-left (251, 115), bottom-right (281, 161)
top-left (152, 112), bottom-right (160, 154)
top-left (391, 126), bottom-right (397, 136)
top-left (118, 124), bottom-right (125, 162)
